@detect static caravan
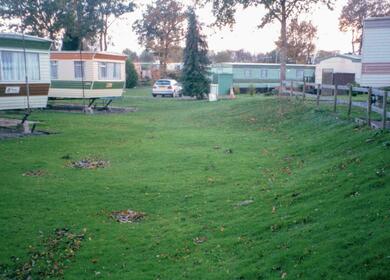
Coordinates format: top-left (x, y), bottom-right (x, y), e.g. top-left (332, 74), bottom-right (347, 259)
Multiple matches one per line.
top-left (315, 54), bottom-right (361, 85)
top-left (361, 17), bottom-right (390, 88)
top-left (0, 33), bottom-right (52, 110)
top-left (211, 63), bottom-right (315, 95)
top-left (49, 51), bottom-right (127, 100)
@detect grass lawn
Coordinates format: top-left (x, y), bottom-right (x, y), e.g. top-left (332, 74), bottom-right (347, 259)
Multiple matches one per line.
top-left (0, 88), bottom-right (389, 279)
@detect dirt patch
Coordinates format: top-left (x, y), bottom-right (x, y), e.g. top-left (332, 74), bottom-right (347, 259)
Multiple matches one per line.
top-left (70, 159), bottom-right (109, 169)
top-left (47, 104), bottom-right (137, 114)
top-left (0, 228), bottom-right (85, 279)
top-left (111, 209), bottom-right (145, 223)
top-left (22, 169), bottom-right (46, 177)
top-left (0, 127), bottom-right (52, 140)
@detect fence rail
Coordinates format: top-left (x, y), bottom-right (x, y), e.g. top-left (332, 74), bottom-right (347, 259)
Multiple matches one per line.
top-left (281, 81), bottom-right (389, 129)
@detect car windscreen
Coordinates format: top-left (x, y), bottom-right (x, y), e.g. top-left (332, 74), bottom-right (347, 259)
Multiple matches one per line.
top-left (156, 80), bottom-right (171, 86)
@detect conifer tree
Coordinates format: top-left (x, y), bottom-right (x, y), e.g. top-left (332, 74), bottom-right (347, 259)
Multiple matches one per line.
top-left (182, 8), bottom-right (210, 100)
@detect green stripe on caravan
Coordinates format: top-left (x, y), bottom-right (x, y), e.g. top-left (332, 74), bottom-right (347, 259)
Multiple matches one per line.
top-left (0, 38), bottom-right (51, 50)
top-left (51, 81), bottom-right (125, 90)
top-left (92, 82), bottom-right (125, 89)
top-left (51, 81), bottom-right (93, 89)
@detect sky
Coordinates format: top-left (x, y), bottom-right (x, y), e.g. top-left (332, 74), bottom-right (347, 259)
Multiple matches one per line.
top-left (109, 0), bottom-right (352, 55)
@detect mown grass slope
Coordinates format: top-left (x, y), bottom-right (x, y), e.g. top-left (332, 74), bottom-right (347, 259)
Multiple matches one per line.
top-left (0, 88), bottom-right (389, 279)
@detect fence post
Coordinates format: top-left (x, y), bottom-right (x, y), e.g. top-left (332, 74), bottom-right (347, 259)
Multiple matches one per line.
top-left (367, 87), bottom-right (372, 127)
top-left (383, 91), bottom-right (388, 130)
top-left (290, 81), bottom-right (293, 97)
top-left (348, 85), bottom-right (353, 117)
top-left (333, 85), bottom-right (338, 112)
top-left (303, 80), bottom-right (306, 101)
top-left (316, 84), bottom-right (321, 107)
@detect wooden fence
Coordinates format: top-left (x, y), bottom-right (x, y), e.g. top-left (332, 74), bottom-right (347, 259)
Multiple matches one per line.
top-left (281, 81), bottom-right (389, 130)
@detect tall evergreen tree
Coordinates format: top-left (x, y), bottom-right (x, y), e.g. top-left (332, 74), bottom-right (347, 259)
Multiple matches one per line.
top-left (182, 8), bottom-right (210, 100)
top-left (125, 59), bottom-right (138, 88)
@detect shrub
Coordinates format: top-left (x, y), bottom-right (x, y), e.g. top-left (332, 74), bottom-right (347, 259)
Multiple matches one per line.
top-left (249, 85), bottom-right (256, 96)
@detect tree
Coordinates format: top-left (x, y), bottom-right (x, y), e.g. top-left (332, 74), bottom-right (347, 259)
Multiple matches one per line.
top-left (125, 59), bottom-right (138, 88)
top-left (339, 0), bottom-right (390, 54)
top-left (0, 0), bottom-right (135, 51)
top-left (209, 50), bottom-right (233, 63)
top-left (139, 50), bottom-right (155, 62)
top-left (275, 19), bottom-right (317, 64)
top-left (202, 0), bottom-right (333, 86)
top-left (314, 50), bottom-right (340, 63)
top-left (168, 46), bottom-right (184, 63)
top-left (0, 0), bottom-right (67, 48)
top-left (123, 48), bottom-right (139, 61)
top-left (96, 0), bottom-right (135, 51)
top-left (182, 8), bottom-right (210, 99)
top-left (232, 49), bottom-right (254, 63)
top-left (61, 0), bottom-right (101, 50)
top-left (133, 0), bottom-right (186, 77)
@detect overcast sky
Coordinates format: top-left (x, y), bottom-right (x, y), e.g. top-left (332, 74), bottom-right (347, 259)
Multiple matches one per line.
top-left (109, 0), bottom-right (351, 55)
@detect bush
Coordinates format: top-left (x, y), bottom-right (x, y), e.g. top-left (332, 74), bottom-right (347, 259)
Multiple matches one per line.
top-left (125, 59), bottom-right (138, 88)
top-left (249, 85), bottom-right (256, 96)
top-left (233, 87), bottom-right (241, 95)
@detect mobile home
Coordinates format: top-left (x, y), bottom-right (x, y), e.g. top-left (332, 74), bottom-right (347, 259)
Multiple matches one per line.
top-left (361, 16), bottom-right (390, 88)
top-left (315, 54), bottom-right (361, 85)
top-left (211, 63), bottom-right (315, 95)
top-left (0, 33), bottom-right (52, 110)
top-left (49, 51), bottom-right (127, 99)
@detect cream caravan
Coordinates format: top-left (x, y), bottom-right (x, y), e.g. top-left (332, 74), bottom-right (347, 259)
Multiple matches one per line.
top-left (0, 33), bottom-right (52, 110)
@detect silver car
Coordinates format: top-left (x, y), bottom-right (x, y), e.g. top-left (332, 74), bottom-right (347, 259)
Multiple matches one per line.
top-left (152, 79), bottom-right (182, 98)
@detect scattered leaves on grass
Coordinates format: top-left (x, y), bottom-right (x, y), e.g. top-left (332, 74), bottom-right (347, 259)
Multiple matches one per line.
top-left (376, 168), bottom-right (385, 177)
top-left (70, 158), bottom-right (109, 169)
top-left (291, 192), bottom-right (300, 198)
top-left (236, 200), bottom-right (254, 207)
top-left (282, 167), bottom-right (292, 175)
top-left (111, 209), bottom-right (145, 223)
top-left (224, 148), bottom-right (233, 154)
top-left (345, 191), bottom-right (360, 198)
top-left (281, 272), bottom-right (287, 279)
top-left (248, 117), bottom-right (257, 124)
top-left (213, 145), bottom-right (221, 150)
top-left (22, 169), bottom-right (46, 177)
top-left (193, 236), bottom-right (207, 244)
top-left (61, 154), bottom-right (72, 160)
top-left (0, 228), bottom-right (85, 280)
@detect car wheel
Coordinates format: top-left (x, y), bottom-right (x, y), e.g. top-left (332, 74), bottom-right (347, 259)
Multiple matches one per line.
top-left (152, 94), bottom-right (156, 97)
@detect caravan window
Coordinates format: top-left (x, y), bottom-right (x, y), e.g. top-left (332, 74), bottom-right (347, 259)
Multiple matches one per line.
top-left (99, 62), bottom-right (107, 79)
top-left (244, 70), bottom-right (252, 77)
top-left (98, 62), bottom-right (121, 80)
top-left (0, 51), bottom-right (40, 81)
top-left (260, 69), bottom-right (268, 79)
top-left (296, 69), bottom-right (304, 80)
top-left (113, 63), bottom-right (121, 79)
top-left (51, 61), bottom-right (58, 79)
top-left (74, 61), bottom-right (85, 79)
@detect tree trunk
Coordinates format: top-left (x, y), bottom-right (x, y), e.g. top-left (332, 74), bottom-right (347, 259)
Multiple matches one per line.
top-left (351, 30), bottom-right (355, 54)
top-left (358, 32), bottom-right (363, 55)
top-left (99, 33), bottom-right (103, 51)
top-left (160, 53), bottom-right (167, 78)
top-left (103, 18), bottom-right (108, 51)
top-left (279, 4), bottom-right (287, 93)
